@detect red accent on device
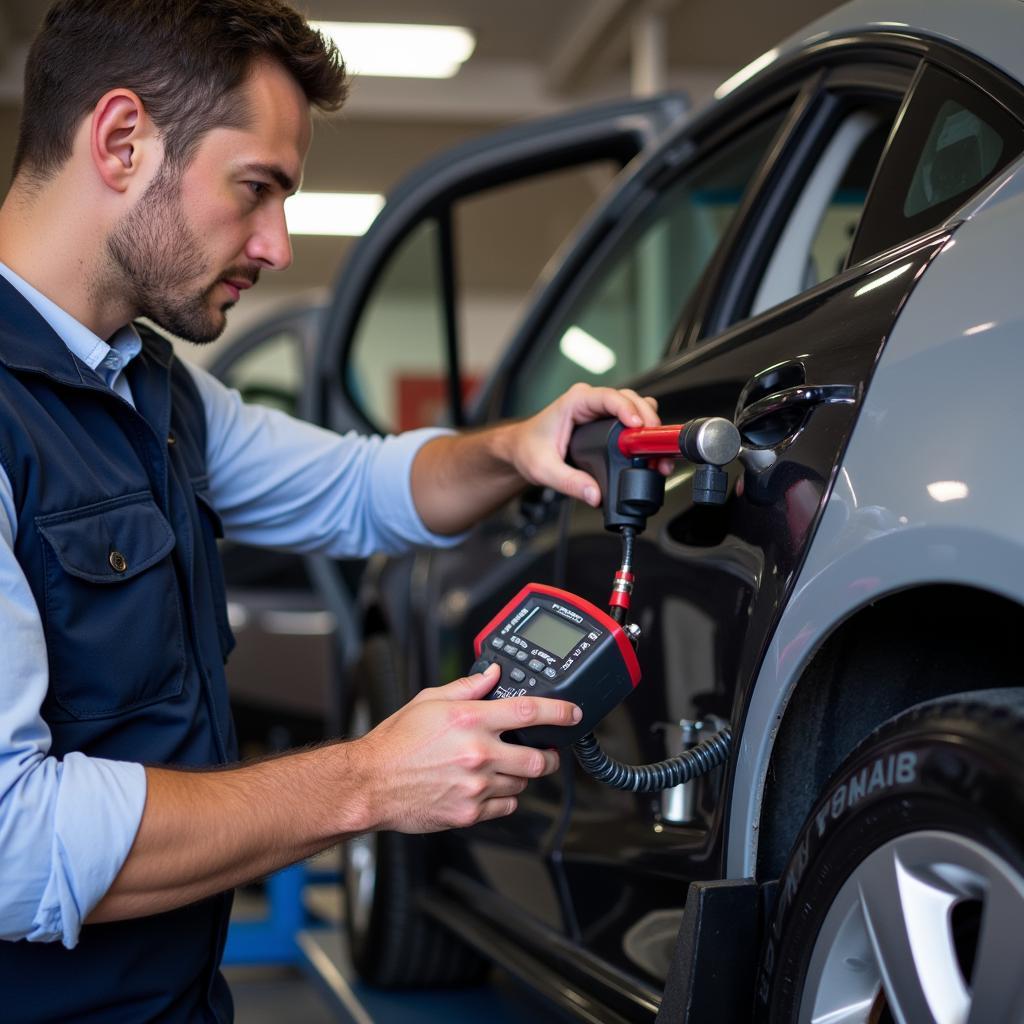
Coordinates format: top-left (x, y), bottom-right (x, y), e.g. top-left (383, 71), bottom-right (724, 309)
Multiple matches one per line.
top-left (617, 425), bottom-right (686, 458)
top-left (473, 582), bottom-right (641, 687)
top-left (608, 570), bottom-right (634, 610)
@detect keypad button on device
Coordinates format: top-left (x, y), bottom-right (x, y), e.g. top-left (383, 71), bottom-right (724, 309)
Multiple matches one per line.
top-left (510, 667), bottom-right (526, 682)
top-left (543, 667), bottom-right (557, 679)
top-left (527, 659), bottom-right (545, 672)
top-left (515, 650), bottom-right (529, 662)
top-left (491, 637), bottom-right (505, 650)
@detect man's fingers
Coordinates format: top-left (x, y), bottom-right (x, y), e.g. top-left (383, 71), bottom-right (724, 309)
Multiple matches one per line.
top-left (475, 796), bottom-right (519, 823)
top-left (533, 459), bottom-right (602, 506)
top-left (492, 744), bottom-right (559, 779)
top-left (488, 774), bottom-right (531, 799)
top-left (426, 662), bottom-right (500, 702)
top-left (567, 385), bottom-right (661, 429)
top-left (482, 695), bottom-right (581, 733)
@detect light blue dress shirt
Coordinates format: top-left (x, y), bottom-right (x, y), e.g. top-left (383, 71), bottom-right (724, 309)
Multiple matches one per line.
top-left (0, 261), bottom-right (458, 948)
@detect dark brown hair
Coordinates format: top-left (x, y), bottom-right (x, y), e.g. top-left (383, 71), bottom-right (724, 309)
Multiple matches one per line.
top-left (14, 0), bottom-right (348, 181)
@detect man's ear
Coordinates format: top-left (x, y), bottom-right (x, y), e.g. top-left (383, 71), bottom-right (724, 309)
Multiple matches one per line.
top-left (90, 89), bottom-right (158, 192)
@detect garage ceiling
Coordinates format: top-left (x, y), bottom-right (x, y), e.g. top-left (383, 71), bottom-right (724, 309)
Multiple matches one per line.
top-left (0, 0), bottom-right (844, 352)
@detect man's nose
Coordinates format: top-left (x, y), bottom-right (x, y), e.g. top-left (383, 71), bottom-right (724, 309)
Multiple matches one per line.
top-left (246, 204), bottom-right (293, 272)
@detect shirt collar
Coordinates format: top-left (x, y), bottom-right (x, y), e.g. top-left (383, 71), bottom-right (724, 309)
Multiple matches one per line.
top-left (0, 261), bottom-right (143, 379)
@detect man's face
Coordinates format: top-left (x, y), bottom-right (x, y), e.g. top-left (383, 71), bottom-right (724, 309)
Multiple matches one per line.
top-left (106, 60), bottom-right (311, 343)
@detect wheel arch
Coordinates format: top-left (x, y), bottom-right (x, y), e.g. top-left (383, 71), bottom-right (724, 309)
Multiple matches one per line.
top-left (753, 582), bottom-right (1024, 881)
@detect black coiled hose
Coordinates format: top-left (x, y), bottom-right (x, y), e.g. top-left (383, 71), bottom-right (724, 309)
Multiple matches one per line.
top-left (572, 726), bottom-right (732, 792)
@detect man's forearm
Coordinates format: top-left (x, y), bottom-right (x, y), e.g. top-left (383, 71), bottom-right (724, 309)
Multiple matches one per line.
top-left (410, 424), bottom-right (525, 535)
top-left (87, 741), bottom-right (366, 923)
top-left (408, 384), bottom-right (664, 535)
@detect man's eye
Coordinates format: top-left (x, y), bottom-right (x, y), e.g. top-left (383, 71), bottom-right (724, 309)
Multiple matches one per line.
top-left (246, 181), bottom-right (269, 199)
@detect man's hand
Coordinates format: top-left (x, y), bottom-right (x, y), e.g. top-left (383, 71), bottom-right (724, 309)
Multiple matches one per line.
top-left (411, 383), bottom-right (665, 533)
top-left (351, 663), bottom-right (576, 833)
top-left (502, 383), bottom-right (663, 507)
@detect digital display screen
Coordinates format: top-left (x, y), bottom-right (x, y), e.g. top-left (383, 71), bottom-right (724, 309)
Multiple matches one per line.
top-left (518, 610), bottom-right (586, 659)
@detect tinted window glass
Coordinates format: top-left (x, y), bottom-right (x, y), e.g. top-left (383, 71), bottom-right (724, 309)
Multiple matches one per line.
top-left (903, 100), bottom-right (1004, 217)
top-left (347, 218), bottom-right (449, 433)
top-left (507, 111), bottom-right (786, 417)
top-left (750, 102), bottom-right (898, 317)
top-left (851, 64), bottom-right (1024, 264)
top-left (345, 162), bottom-right (620, 434)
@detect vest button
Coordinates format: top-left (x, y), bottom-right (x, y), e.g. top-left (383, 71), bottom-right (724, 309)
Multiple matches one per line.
top-left (109, 550), bottom-right (128, 573)
top-left (167, 432), bottom-right (177, 446)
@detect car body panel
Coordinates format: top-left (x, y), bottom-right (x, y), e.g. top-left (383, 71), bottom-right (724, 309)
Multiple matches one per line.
top-left (727, 149), bottom-right (1024, 877)
top-left (548, 229), bottom-right (948, 980)
top-left (738, 0), bottom-right (1024, 104)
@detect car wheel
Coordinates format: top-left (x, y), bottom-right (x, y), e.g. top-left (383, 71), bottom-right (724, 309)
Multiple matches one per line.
top-left (342, 632), bottom-right (488, 988)
top-left (758, 690), bottom-right (1024, 1023)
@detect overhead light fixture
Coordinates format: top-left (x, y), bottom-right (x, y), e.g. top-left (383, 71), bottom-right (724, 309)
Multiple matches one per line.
top-left (927, 481), bottom-right (969, 503)
top-left (559, 326), bottom-right (617, 375)
top-left (312, 22), bottom-right (476, 79)
top-left (284, 192), bottom-right (385, 237)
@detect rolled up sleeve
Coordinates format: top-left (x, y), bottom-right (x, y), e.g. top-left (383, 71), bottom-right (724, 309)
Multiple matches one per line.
top-left (186, 362), bottom-right (467, 556)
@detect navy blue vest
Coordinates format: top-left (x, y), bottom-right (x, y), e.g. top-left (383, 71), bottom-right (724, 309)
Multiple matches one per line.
top-left (0, 276), bottom-right (239, 1022)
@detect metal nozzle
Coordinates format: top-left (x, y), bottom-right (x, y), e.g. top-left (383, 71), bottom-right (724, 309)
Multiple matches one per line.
top-left (681, 417), bottom-right (742, 467)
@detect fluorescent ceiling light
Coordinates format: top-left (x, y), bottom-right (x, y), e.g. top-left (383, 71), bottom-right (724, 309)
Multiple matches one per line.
top-left (285, 192), bottom-right (384, 237)
top-left (559, 326), bottom-right (617, 375)
top-left (313, 22), bottom-right (476, 79)
top-left (964, 321), bottom-right (997, 336)
top-left (927, 480), bottom-right (969, 503)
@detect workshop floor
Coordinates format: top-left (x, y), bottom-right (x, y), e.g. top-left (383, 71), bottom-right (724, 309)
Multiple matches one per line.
top-left (223, 857), bottom-right (572, 1024)
top-left (227, 963), bottom-right (338, 1023)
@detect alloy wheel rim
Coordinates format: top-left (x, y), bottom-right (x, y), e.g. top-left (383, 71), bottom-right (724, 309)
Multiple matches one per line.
top-left (344, 831), bottom-right (378, 940)
top-left (344, 695), bottom-right (377, 940)
top-left (799, 830), bottom-right (1024, 1024)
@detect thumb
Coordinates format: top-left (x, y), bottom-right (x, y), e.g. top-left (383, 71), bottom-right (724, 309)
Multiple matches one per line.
top-left (436, 661), bottom-right (501, 701)
top-left (550, 464), bottom-right (602, 507)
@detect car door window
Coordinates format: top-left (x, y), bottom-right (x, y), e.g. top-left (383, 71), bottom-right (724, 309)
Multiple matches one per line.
top-left (750, 99), bottom-right (899, 317)
top-left (506, 111), bottom-right (787, 418)
top-left (347, 218), bottom-right (449, 433)
top-left (850, 63), bottom-right (1024, 264)
top-left (346, 163), bottom-right (618, 435)
top-left (220, 329), bottom-right (303, 416)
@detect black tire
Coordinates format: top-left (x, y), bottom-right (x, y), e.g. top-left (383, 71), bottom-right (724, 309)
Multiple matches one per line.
top-left (758, 689), bottom-right (1024, 1023)
top-left (342, 633), bottom-right (488, 988)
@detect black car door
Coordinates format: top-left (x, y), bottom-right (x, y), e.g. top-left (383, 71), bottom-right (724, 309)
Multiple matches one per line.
top-left (508, 47), bottom-right (1024, 991)
top-left (308, 95), bottom-right (688, 933)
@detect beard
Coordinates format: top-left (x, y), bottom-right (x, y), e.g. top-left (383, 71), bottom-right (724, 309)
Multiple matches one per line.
top-left (105, 165), bottom-right (254, 344)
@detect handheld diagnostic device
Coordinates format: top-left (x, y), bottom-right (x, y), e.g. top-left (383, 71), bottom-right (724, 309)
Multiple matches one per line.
top-left (465, 417), bottom-right (740, 786)
top-left (470, 583), bottom-right (640, 748)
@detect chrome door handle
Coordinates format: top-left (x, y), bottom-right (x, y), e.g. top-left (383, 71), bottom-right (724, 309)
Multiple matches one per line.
top-left (736, 383), bottom-right (857, 439)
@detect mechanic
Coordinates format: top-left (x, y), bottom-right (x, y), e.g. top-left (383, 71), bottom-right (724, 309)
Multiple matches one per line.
top-left (0, 1), bottom-right (664, 1020)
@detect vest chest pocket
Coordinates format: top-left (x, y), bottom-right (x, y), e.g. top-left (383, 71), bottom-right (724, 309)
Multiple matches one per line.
top-left (35, 492), bottom-right (186, 720)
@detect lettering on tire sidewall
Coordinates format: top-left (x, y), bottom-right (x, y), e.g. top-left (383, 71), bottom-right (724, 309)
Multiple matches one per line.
top-left (757, 746), bottom-right (921, 1008)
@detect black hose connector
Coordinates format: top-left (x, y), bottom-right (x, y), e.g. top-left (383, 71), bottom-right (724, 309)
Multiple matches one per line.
top-left (572, 727), bottom-right (732, 792)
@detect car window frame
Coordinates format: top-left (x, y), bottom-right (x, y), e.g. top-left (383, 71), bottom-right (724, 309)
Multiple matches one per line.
top-left (314, 95), bottom-right (687, 438)
top-left (686, 59), bottom-right (917, 345)
top-left (849, 58), bottom-right (1024, 265)
top-left (691, 36), bottom-right (1024, 350)
top-left (482, 83), bottom-right (807, 423)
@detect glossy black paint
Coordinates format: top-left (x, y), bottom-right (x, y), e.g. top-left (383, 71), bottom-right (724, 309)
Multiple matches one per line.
top-left (548, 231), bottom-right (950, 982)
